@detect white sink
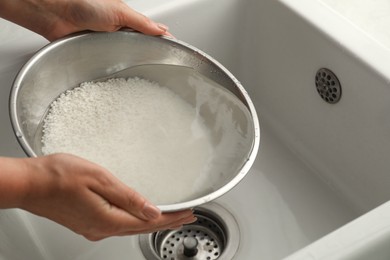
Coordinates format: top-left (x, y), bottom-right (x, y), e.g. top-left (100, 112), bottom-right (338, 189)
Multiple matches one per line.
top-left (1, 0), bottom-right (390, 259)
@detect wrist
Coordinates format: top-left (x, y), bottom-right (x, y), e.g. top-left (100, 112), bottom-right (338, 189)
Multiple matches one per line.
top-left (0, 157), bottom-right (37, 209)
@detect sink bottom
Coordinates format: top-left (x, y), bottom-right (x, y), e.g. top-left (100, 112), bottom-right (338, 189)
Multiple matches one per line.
top-left (0, 124), bottom-right (357, 260)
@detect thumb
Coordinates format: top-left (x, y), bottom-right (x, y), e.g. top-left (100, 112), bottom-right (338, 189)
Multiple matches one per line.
top-left (119, 5), bottom-right (169, 35)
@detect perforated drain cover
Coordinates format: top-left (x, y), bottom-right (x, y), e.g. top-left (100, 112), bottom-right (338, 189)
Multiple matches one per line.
top-left (315, 68), bottom-right (342, 104)
top-left (156, 216), bottom-right (224, 259)
top-left (139, 203), bottom-right (239, 260)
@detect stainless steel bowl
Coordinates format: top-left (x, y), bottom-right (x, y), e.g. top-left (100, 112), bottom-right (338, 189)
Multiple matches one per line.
top-left (9, 31), bottom-right (260, 211)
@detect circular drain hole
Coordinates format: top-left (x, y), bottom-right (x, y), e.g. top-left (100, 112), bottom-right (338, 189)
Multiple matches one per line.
top-left (139, 203), bottom-right (239, 260)
top-left (315, 68), bottom-right (342, 104)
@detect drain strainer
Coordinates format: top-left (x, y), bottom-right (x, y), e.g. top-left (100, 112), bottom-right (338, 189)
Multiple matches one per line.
top-left (315, 68), bottom-right (342, 104)
top-left (139, 203), bottom-right (240, 260)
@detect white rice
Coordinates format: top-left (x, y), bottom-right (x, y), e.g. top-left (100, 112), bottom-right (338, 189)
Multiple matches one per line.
top-left (41, 77), bottom-right (214, 205)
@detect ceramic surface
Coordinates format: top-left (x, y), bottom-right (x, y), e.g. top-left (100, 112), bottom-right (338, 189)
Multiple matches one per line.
top-left (1, 0), bottom-right (390, 259)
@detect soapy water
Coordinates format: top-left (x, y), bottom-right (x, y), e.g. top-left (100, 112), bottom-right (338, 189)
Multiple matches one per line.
top-left (40, 69), bottom-right (255, 206)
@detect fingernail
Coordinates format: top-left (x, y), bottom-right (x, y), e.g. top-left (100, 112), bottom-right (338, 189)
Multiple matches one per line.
top-left (157, 23), bottom-right (169, 32)
top-left (143, 204), bottom-right (161, 219)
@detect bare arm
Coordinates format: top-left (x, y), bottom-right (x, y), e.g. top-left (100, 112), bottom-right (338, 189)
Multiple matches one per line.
top-left (0, 0), bottom-right (191, 241)
top-left (0, 154), bottom-right (195, 241)
top-left (0, 0), bottom-right (170, 41)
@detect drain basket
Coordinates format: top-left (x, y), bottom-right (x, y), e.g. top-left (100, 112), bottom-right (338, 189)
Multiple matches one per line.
top-left (139, 203), bottom-right (239, 260)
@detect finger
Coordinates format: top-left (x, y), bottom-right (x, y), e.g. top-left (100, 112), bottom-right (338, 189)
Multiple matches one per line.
top-left (119, 209), bottom-right (194, 233)
top-left (90, 173), bottom-right (161, 221)
top-left (157, 212), bottom-right (197, 229)
top-left (130, 209), bottom-right (195, 232)
top-left (86, 209), bottom-right (195, 240)
top-left (119, 5), bottom-right (169, 35)
top-left (114, 214), bottom-right (197, 237)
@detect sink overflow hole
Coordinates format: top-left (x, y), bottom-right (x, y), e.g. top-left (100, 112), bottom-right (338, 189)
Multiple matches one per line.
top-left (315, 68), bottom-right (342, 104)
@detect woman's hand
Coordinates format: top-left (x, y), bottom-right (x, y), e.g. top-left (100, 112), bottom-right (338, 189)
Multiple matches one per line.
top-left (0, 0), bottom-right (170, 41)
top-left (0, 0), bottom-right (188, 241)
top-left (0, 154), bottom-right (195, 241)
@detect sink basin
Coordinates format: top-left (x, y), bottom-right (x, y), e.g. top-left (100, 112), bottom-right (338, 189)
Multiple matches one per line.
top-left (1, 0), bottom-right (390, 259)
